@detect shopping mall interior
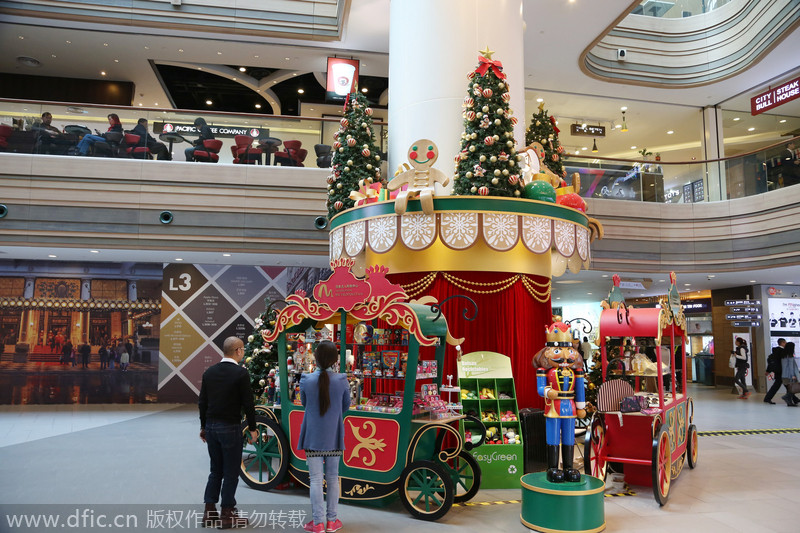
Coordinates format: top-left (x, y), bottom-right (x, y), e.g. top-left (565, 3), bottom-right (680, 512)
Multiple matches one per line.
top-left (1, 1), bottom-right (799, 532)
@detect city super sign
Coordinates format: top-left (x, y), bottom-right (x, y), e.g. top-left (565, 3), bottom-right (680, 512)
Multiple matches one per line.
top-left (750, 76), bottom-right (800, 115)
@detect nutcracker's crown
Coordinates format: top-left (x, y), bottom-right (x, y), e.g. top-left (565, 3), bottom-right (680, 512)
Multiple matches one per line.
top-left (545, 322), bottom-right (573, 347)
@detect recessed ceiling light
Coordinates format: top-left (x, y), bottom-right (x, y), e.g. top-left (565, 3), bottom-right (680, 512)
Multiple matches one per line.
top-left (708, 274), bottom-right (715, 278)
top-left (684, 283), bottom-right (691, 286)
top-left (138, 103), bottom-right (142, 106)
top-left (232, 77), bottom-right (236, 81)
top-left (65, 40), bottom-right (71, 44)
top-left (205, 99), bottom-right (213, 105)
top-left (614, 124), bottom-right (621, 129)
top-left (239, 67), bottom-right (246, 72)
top-left (309, 108), bottom-right (315, 111)
top-left (48, 254), bottom-right (57, 258)
top-left (51, 54), bottom-right (56, 58)
top-left (154, 102), bottom-right (158, 106)
top-left (100, 71), bottom-right (106, 76)
top-left (103, 43), bottom-right (108, 47)
top-left (787, 282), bottom-right (793, 285)
top-left (114, 59), bottom-right (119, 63)
top-left (18, 35), bottom-right (24, 39)
top-left (178, 49), bottom-right (184, 52)
top-left (254, 55), bottom-right (259, 58)
top-left (255, 104), bottom-right (261, 109)
top-left (361, 87), bottom-right (368, 93)
top-left (556, 297), bottom-right (561, 300)
top-left (602, 274), bottom-right (609, 277)
top-left (292, 73), bottom-right (297, 76)
top-left (748, 127), bottom-right (755, 131)
top-left (144, 46), bottom-right (150, 50)
top-left (666, 130), bottom-right (674, 134)
top-left (749, 280), bottom-right (757, 283)
top-left (587, 292), bottom-right (592, 295)
top-left (733, 117), bottom-right (740, 121)
top-left (284, 57), bottom-right (290, 61)
top-left (536, 98), bottom-right (544, 103)
top-left (217, 51), bottom-right (222, 55)
top-left (581, 146), bottom-right (588, 151)
top-left (222, 253), bottom-right (231, 257)
top-left (175, 258), bottom-right (183, 261)
top-left (297, 89), bottom-right (304, 94)
top-left (574, 150), bottom-right (580, 154)
top-left (779, 119), bottom-right (787, 123)
top-left (620, 106), bottom-right (627, 111)
top-left (630, 146), bottom-right (637, 150)
top-left (659, 279), bottom-right (665, 282)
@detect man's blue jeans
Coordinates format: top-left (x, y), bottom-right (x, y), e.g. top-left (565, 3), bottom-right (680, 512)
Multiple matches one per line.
top-left (203, 421), bottom-right (243, 508)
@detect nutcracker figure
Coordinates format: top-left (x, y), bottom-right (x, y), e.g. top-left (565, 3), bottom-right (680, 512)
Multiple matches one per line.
top-left (534, 322), bottom-right (586, 483)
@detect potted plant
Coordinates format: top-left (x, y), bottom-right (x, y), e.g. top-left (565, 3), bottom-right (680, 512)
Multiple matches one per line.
top-left (637, 148), bottom-right (653, 160)
top-left (654, 153), bottom-right (661, 162)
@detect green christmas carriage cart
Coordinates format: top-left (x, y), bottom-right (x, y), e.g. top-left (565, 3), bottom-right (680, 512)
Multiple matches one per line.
top-left (238, 260), bottom-right (486, 521)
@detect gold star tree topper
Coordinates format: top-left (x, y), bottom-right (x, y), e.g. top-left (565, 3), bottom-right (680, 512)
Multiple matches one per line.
top-left (479, 46), bottom-right (495, 60)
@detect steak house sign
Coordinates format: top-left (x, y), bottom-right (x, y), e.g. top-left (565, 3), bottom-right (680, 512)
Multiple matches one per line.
top-left (750, 76), bottom-right (800, 115)
top-left (154, 122), bottom-right (265, 138)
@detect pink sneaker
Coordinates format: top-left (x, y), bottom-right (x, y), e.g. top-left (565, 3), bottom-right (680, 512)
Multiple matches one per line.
top-left (304, 521), bottom-right (324, 533)
top-left (326, 519), bottom-right (343, 532)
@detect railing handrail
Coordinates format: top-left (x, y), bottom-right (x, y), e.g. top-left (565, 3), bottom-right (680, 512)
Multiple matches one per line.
top-left (0, 97), bottom-right (388, 125)
top-left (564, 135), bottom-right (800, 165)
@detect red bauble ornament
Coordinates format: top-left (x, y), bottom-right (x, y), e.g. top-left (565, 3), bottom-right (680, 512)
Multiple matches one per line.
top-left (332, 141), bottom-right (341, 150)
top-left (467, 71), bottom-right (476, 80)
top-left (501, 92), bottom-right (511, 102)
top-left (557, 145), bottom-right (565, 154)
top-left (482, 88), bottom-right (493, 98)
top-left (365, 108), bottom-right (373, 116)
top-left (484, 136), bottom-right (495, 145)
top-left (466, 111), bottom-right (476, 121)
top-left (340, 118), bottom-right (349, 127)
top-left (556, 193), bottom-right (586, 213)
top-left (464, 96), bottom-right (474, 107)
top-left (347, 138), bottom-right (356, 147)
top-left (552, 153), bottom-right (560, 161)
top-left (361, 148), bottom-right (370, 157)
top-left (508, 175), bottom-right (519, 185)
top-left (510, 117), bottom-right (518, 126)
top-left (478, 186), bottom-right (489, 196)
top-left (334, 201), bottom-right (344, 210)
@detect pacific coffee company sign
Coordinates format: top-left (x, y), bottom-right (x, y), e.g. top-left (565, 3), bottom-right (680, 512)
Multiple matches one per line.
top-left (154, 122), bottom-right (265, 138)
top-left (750, 76), bottom-right (800, 115)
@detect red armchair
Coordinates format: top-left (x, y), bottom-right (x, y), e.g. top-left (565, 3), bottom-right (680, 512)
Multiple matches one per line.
top-left (274, 140), bottom-right (307, 167)
top-left (193, 139), bottom-right (223, 163)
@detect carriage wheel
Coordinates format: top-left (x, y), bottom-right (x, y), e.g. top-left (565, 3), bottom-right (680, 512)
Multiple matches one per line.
top-left (240, 415), bottom-right (289, 491)
top-left (686, 424), bottom-right (698, 469)
top-left (583, 415), bottom-right (608, 481)
top-left (399, 460), bottom-right (454, 521)
top-left (652, 424), bottom-right (671, 505)
top-left (439, 448), bottom-right (481, 503)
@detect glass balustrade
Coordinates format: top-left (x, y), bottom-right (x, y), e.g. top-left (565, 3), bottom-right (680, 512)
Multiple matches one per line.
top-left (0, 99), bottom-right (387, 168)
top-left (632, 0), bottom-right (733, 18)
top-left (1, 98), bottom-right (797, 202)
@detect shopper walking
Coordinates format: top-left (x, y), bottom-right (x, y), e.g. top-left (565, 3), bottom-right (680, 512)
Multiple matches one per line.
top-left (199, 336), bottom-right (258, 529)
top-left (764, 338), bottom-right (786, 404)
top-left (733, 337), bottom-right (750, 399)
top-left (298, 341), bottom-right (350, 533)
top-left (780, 341), bottom-right (800, 406)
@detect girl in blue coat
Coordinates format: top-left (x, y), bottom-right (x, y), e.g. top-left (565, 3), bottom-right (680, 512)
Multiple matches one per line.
top-left (298, 341), bottom-right (351, 533)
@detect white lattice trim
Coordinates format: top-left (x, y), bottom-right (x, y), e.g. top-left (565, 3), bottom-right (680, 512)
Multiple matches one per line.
top-left (368, 216), bottom-right (398, 253)
top-left (439, 212), bottom-right (479, 250)
top-left (482, 213), bottom-right (519, 251)
top-left (576, 226), bottom-right (589, 261)
top-left (400, 213), bottom-right (437, 250)
top-left (521, 216), bottom-right (552, 254)
top-left (344, 220), bottom-right (366, 257)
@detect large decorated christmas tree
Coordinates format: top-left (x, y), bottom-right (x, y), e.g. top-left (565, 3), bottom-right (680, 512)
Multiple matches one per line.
top-left (525, 102), bottom-right (567, 179)
top-left (326, 91), bottom-right (384, 219)
top-left (242, 303), bottom-right (280, 402)
top-left (453, 48), bottom-right (524, 197)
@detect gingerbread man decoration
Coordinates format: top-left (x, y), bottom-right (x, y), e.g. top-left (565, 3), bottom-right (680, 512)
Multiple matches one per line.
top-left (388, 139), bottom-right (450, 215)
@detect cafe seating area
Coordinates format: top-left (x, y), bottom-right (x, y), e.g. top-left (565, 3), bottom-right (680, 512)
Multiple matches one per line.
top-left (274, 139), bottom-right (308, 167)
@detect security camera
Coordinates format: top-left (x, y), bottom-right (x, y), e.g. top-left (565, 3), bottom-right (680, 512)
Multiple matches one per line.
top-left (616, 49), bottom-right (627, 61)
top-left (314, 216), bottom-right (329, 230)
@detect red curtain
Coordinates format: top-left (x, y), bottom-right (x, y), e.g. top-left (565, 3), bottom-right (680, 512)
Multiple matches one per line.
top-left (388, 271), bottom-right (550, 409)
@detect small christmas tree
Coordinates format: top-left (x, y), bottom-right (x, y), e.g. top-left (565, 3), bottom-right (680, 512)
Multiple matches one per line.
top-left (453, 48), bottom-right (523, 197)
top-left (243, 302), bottom-right (280, 403)
top-left (326, 91), bottom-right (384, 219)
top-left (525, 101), bottom-right (567, 180)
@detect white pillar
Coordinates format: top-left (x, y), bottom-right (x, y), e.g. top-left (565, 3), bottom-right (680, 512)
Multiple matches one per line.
top-left (388, 0), bottom-right (525, 192)
top-left (701, 105), bottom-right (725, 201)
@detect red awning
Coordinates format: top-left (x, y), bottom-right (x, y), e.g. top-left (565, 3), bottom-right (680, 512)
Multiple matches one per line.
top-left (599, 306), bottom-right (686, 342)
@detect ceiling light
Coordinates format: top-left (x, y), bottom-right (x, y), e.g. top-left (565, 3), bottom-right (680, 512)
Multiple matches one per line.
top-left (254, 104), bottom-right (261, 109)
top-left (217, 51), bottom-right (222, 55)
top-left (747, 127), bottom-right (755, 131)
top-left (239, 67), bottom-right (246, 72)
top-left (581, 123), bottom-right (587, 129)
top-left (138, 103), bottom-right (142, 106)
top-left (254, 55), bottom-right (259, 58)
top-left (90, 250), bottom-right (99, 254)
top-left (536, 98), bottom-right (543, 103)
top-left (581, 146), bottom-right (588, 151)
top-left (16, 56), bottom-right (41, 68)
top-left (749, 280), bottom-right (757, 283)
top-left (144, 46), bottom-right (150, 50)
top-left (362, 87), bottom-right (368, 93)
top-left (614, 124), bottom-right (621, 129)
top-left (592, 139), bottom-right (598, 153)
top-left (630, 146), bottom-right (637, 150)
top-left (574, 150), bottom-right (580, 154)
top-left (232, 77), bottom-right (236, 81)
top-left (779, 119), bottom-right (787, 123)
top-left (284, 57), bottom-right (290, 60)
top-left (51, 54), bottom-right (56, 58)
top-left (733, 117), bottom-right (740, 121)
top-left (602, 274), bottom-right (609, 277)
top-left (620, 106), bottom-right (627, 111)
top-left (48, 254), bottom-right (57, 258)
top-left (587, 292), bottom-right (592, 295)
top-left (178, 49), bottom-right (184, 52)
top-left (309, 108), bottom-right (315, 111)
top-left (100, 71), bottom-right (106, 76)
top-left (297, 89), bottom-right (304, 94)
top-left (103, 43), bottom-right (108, 47)
top-left (708, 274), bottom-right (715, 278)
top-left (205, 99), bottom-right (213, 105)
top-left (787, 282), bottom-right (793, 285)
top-left (223, 253), bottom-right (231, 257)
top-left (18, 35), bottom-right (24, 39)
top-left (666, 130), bottom-right (673, 134)
top-left (684, 283), bottom-right (691, 286)
top-left (114, 59), bottom-right (119, 63)
top-left (175, 258), bottom-right (183, 261)
top-left (66, 40), bottom-right (71, 44)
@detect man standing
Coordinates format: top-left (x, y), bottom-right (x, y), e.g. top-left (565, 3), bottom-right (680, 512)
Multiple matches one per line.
top-left (764, 338), bottom-right (786, 404)
top-left (199, 337), bottom-right (258, 529)
top-left (79, 339), bottom-right (91, 369)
